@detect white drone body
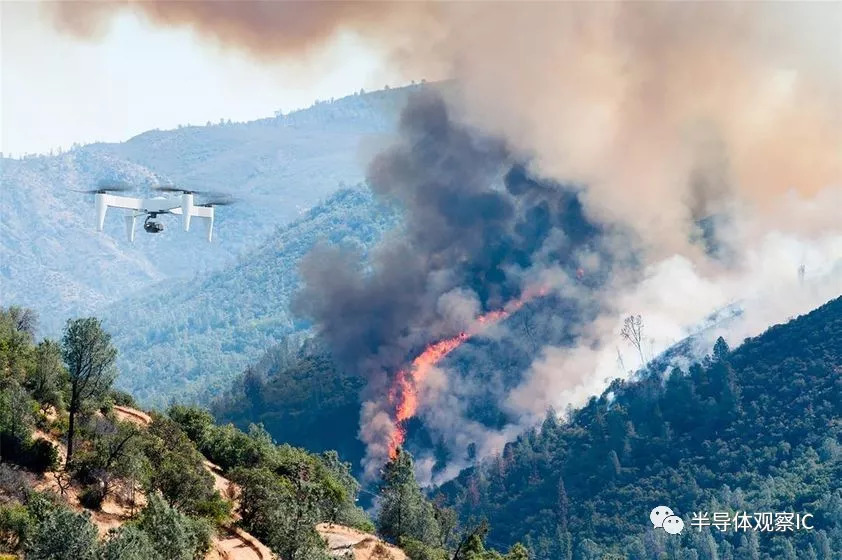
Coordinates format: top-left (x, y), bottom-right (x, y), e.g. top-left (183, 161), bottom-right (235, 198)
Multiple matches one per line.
top-left (95, 191), bottom-right (215, 242)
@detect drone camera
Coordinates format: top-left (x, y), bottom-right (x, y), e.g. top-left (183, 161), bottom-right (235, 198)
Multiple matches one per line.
top-left (144, 216), bottom-right (164, 234)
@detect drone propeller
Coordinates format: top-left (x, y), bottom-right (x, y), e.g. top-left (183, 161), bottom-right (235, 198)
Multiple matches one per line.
top-left (198, 196), bottom-right (237, 207)
top-left (153, 185), bottom-right (192, 193)
top-left (153, 185), bottom-right (221, 196)
top-left (72, 179), bottom-right (135, 194)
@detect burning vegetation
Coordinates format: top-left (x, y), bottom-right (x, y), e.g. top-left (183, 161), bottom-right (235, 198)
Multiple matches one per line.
top-left (386, 287), bottom-right (548, 460)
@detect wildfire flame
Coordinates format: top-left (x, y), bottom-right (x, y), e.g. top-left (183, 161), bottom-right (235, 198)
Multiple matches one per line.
top-left (386, 286), bottom-right (548, 460)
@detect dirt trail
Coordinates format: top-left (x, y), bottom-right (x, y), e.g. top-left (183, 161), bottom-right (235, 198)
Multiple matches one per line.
top-left (316, 523), bottom-right (407, 560)
top-left (113, 405), bottom-right (152, 426)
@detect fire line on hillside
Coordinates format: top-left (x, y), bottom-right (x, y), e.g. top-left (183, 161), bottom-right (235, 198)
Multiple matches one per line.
top-left (386, 286), bottom-right (549, 459)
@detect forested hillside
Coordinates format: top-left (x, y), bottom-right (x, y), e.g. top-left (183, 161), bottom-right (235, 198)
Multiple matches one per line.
top-left (104, 188), bottom-right (398, 406)
top-left (1, 85), bottom-right (416, 335)
top-left (437, 296), bottom-right (842, 559)
top-left (211, 339), bottom-right (367, 469)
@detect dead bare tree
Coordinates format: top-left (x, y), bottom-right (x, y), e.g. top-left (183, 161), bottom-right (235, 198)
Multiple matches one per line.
top-left (620, 314), bottom-right (645, 366)
top-left (54, 470), bottom-right (72, 498)
top-left (616, 347), bottom-right (628, 374)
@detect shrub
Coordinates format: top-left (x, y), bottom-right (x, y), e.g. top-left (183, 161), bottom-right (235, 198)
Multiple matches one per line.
top-left (99, 395), bottom-right (114, 415)
top-left (22, 491), bottom-right (61, 523)
top-left (337, 504), bottom-right (375, 533)
top-left (99, 526), bottom-right (155, 560)
top-left (0, 465), bottom-right (28, 502)
top-left (0, 432), bottom-right (28, 465)
top-left (24, 508), bottom-right (98, 560)
top-left (49, 414), bottom-right (69, 438)
top-left (34, 412), bottom-right (50, 431)
top-left (137, 493), bottom-right (206, 560)
top-left (109, 390), bottom-right (137, 408)
top-left (24, 439), bottom-right (58, 473)
top-left (79, 484), bottom-right (105, 511)
top-left (0, 503), bottom-right (31, 552)
top-left (193, 494), bottom-right (232, 525)
top-left (186, 516), bottom-right (213, 560)
top-left (399, 537), bottom-right (449, 560)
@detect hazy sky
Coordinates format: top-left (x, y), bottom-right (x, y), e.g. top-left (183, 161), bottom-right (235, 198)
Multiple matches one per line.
top-left (1, 2), bottom-right (393, 156)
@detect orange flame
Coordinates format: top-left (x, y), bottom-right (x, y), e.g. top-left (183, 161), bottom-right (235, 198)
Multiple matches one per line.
top-left (386, 286), bottom-right (548, 460)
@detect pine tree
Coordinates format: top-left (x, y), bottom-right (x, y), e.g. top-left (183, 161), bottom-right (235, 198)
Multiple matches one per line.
top-left (61, 318), bottom-right (117, 465)
top-left (814, 530), bottom-right (832, 560)
top-left (713, 337), bottom-right (730, 361)
top-left (557, 476), bottom-right (569, 533)
top-left (377, 448), bottom-right (439, 544)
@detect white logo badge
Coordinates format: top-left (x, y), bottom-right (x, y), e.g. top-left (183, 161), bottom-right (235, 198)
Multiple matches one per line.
top-left (651, 506), bottom-right (683, 534)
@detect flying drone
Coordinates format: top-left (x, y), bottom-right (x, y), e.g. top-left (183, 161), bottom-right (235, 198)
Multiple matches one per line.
top-left (75, 181), bottom-right (235, 242)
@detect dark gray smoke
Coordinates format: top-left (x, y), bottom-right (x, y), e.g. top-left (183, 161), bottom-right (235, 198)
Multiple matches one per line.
top-left (294, 89), bottom-right (633, 472)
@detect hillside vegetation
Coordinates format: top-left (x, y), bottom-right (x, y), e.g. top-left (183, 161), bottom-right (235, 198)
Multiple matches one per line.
top-left (211, 339), bottom-right (367, 469)
top-left (0, 306), bottom-right (369, 559)
top-left (436, 296), bottom-right (842, 559)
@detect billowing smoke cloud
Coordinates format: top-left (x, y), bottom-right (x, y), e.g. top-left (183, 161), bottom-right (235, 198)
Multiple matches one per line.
top-left (294, 90), bottom-right (625, 474)
top-left (440, 2), bottom-right (841, 261)
top-left (44, 1), bottom-right (436, 61)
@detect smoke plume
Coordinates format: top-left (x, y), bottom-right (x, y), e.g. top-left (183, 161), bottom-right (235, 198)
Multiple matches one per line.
top-left (295, 90), bottom-right (624, 474)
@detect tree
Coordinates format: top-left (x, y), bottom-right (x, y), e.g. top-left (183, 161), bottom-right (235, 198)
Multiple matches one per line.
top-left (452, 520), bottom-right (489, 560)
top-left (26, 340), bottom-right (67, 411)
top-left (505, 543), bottom-right (530, 560)
top-left (814, 530), bottom-right (832, 560)
top-left (378, 448), bottom-right (439, 544)
top-left (620, 315), bottom-right (645, 365)
top-left (232, 466), bottom-right (328, 560)
top-left (167, 405), bottom-right (214, 447)
top-left (319, 449), bottom-right (367, 527)
top-left (136, 493), bottom-right (210, 560)
top-left (0, 382), bottom-right (35, 462)
top-left (712, 337), bottom-right (730, 361)
top-left (6, 306), bottom-right (37, 339)
top-left (61, 318), bottom-right (117, 465)
top-left (24, 508), bottom-right (98, 560)
top-left (77, 419), bottom-right (144, 506)
top-left (142, 418), bottom-right (219, 515)
top-left (0, 307), bottom-right (36, 380)
top-left (432, 503), bottom-right (459, 549)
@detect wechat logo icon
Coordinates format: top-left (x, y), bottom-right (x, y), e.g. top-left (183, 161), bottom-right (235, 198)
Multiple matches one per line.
top-left (651, 506), bottom-right (684, 535)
